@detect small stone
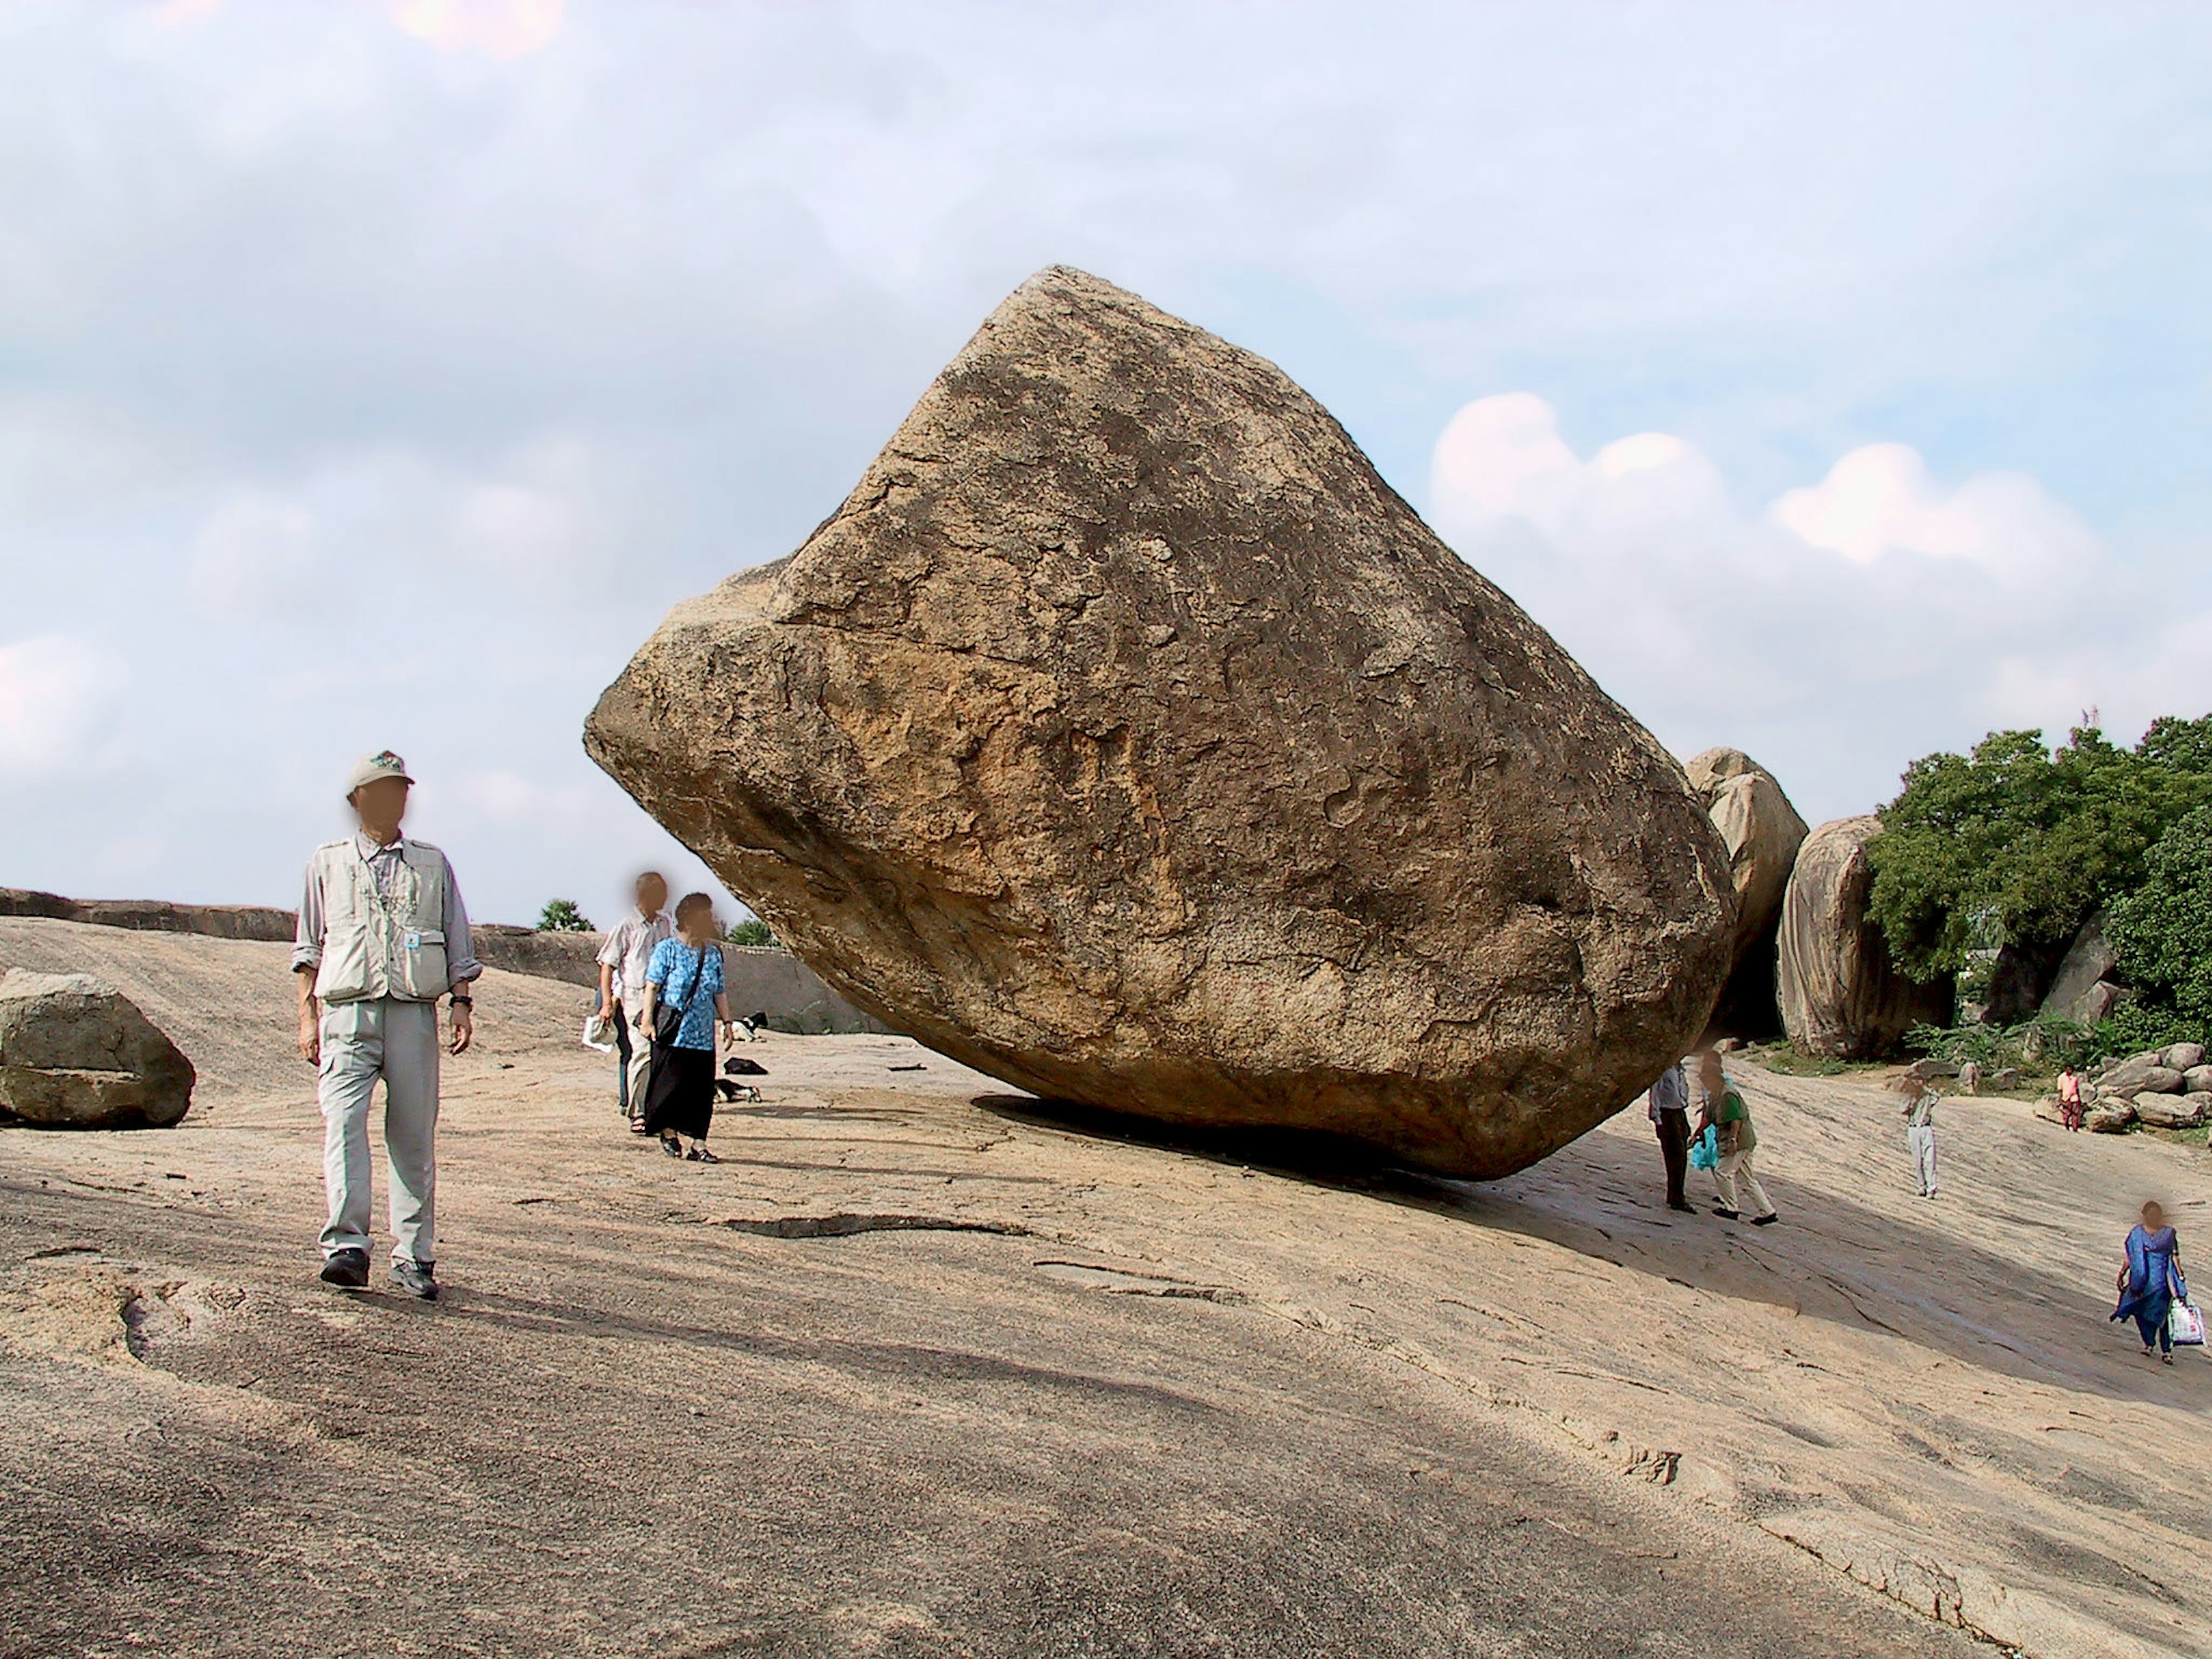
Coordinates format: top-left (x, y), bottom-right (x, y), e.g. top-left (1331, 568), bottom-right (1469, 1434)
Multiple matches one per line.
top-left (0, 971), bottom-right (195, 1130)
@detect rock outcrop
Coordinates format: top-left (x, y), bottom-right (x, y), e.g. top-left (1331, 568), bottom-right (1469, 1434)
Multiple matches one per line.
top-left (586, 266), bottom-right (1737, 1177)
top-left (2039, 911), bottom-right (2120, 1027)
top-left (1684, 748), bottom-right (1808, 1037)
top-left (1777, 817), bottom-right (1953, 1058)
top-left (0, 970), bottom-right (195, 1128)
top-left (0, 888), bottom-right (294, 943)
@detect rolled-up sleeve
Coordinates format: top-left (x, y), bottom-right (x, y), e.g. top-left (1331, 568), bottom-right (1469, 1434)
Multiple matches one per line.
top-left (441, 854), bottom-right (482, 984)
top-left (595, 919), bottom-right (628, 971)
top-left (291, 858), bottom-right (324, 974)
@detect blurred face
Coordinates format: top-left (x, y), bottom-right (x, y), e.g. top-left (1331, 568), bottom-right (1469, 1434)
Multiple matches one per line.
top-left (351, 778), bottom-right (410, 841)
top-left (677, 902), bottom-right (715, 942)
top-left (2143, 1202), bottom-right (2166, 1229)
top-left (1698, 1052), bottom-right (1722, 1089)
top-left (638, 874), bottom-right (668, 914)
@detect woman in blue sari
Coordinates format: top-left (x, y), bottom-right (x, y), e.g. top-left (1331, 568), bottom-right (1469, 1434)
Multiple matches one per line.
top-left (2111, 1200), bottom-right (2186, 1363)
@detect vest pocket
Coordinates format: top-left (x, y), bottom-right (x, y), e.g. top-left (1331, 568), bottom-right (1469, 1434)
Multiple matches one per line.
top-left (397, 929), bottom-right (449, 1001)
top-left (316, 924), bottom-right (374, 1004)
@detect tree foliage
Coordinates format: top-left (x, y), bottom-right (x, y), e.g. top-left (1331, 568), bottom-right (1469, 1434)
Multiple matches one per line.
top-left (1867, 718), bottom-right (2212, 982)
top-left (537, 897), bottom-right (594, 933)
top-left (726, 918), bottom-right (777, 949)
top-left (2108, 804), bottom-right (2212, 1033)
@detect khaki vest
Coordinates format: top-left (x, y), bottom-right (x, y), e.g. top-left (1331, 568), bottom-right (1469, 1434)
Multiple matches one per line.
top-left (310, 838), bottom-right (451, 1004)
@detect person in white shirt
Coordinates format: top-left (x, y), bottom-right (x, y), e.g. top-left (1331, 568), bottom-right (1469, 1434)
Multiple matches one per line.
top-left (596, 872), bottom-right (673, 1132)
top-left (292, 751), bottom-right (480, 1300)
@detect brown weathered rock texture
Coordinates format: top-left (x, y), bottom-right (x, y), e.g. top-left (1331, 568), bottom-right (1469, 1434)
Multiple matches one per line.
top-left (586, 266), bottom-right (1735, 1176)
top-left (1684, 747), bottom-right (1807, 1038)
top-left (1778, 818), bottom-right (1953, 1059)
top-left (0, 970), bottom-right (196, 1129)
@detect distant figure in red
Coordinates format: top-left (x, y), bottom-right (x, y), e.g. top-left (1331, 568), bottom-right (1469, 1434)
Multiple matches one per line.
top-left (2056, 1066), bottom-right (2085, 1132)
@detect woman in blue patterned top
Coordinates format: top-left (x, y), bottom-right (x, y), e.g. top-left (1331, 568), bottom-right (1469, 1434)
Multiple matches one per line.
top-left (639, 892), bottom-right (735, 1161)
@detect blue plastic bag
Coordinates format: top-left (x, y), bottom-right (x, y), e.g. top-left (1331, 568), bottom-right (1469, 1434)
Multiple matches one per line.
top-left (1688, 1123), bottom-right (1718, 1171)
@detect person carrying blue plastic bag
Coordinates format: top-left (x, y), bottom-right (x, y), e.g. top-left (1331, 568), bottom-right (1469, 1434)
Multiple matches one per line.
top-left (1694, 1050), bottom-right (1777, 1225)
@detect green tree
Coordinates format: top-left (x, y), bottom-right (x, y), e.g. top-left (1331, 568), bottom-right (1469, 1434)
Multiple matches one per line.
top-left (537, 898), bottom-right (594, 933)
top-left (727, 918), bottom-right (777, 948)
top-left (1867, 718), bottom-right (2212, 982)
top-left (2108, 804), bottom-right (2212, 1033)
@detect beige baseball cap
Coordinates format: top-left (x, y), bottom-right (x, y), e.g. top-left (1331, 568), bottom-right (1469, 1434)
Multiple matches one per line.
top-left (345, 749), bottom-right (414, 797)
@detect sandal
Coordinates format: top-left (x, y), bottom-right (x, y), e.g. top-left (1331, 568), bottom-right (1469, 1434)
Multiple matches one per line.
top-left (692, 1147), bottom-right (720, 1164)
top-left (660, 1135), bottom-right (684, 1159)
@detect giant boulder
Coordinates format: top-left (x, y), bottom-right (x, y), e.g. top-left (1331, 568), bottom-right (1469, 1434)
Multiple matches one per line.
top-left (586, 266), bottom-right (1736, 1177)
top-left (0, 971), bottom-right (195, 1129)
top-left (1778, 817), bottom-right (1953, 1058)
top-left (2039, 910), bottom-right (2118, 1025)
top-left (1684, 747), bottom-right (1808, 1037)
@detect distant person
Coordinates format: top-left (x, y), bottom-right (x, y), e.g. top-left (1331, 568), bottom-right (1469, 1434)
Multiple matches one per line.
top-left (2112, 1200), bottom-right (2187, 1363)
top-left (1694, 1050), bottom-right (1777, 1225)
top-left (2057, 1066), bottom-right (2085, 1132)
top-left (639, 892), bottom-right (737, 1162)
top-left (292, 751), bottom-right (480, 1301)
top-left (1899, 1075), bottom-right (1940, 1199)
top-left (596, 871), bottom-right (673, 1133)
top-left (1646, 1058), bottom-right (1694, 1213)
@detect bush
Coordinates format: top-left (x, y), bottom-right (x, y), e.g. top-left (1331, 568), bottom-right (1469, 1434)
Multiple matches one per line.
top-left (1904, 1015), bottom-right (2090, 1075)
top-left (726, 918), bottom-right (777, 949)
top-left (537, 898), bottom-right (593, 933)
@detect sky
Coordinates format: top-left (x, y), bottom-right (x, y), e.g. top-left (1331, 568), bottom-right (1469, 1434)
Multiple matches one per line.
top-left (3, 0), bottom-right (2209, 927)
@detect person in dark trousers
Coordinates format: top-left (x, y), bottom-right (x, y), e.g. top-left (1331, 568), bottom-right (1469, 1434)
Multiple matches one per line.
top-left (1647, 1058), bottom-right (1694, 1212)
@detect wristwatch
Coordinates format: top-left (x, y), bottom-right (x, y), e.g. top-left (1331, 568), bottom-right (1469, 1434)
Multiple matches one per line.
top-left (450, 994), bottom-right (474, 1007)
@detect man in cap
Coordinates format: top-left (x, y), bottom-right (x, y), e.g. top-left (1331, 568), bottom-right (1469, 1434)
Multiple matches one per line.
top-left (293, 751), bottom-right (482, 1300)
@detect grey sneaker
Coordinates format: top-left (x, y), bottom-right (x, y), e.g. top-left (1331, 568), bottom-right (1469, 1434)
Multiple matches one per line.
top-left (389, 1258), bottom-right (439, 1301)
top-left (319, 1247), bottom-right (370, 1289)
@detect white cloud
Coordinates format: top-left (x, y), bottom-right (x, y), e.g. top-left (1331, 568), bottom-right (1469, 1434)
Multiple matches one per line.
top-left (1427, 394), bottom-right (2153, 823)
top-left (386, 0), bottom-right (565, 60)
top-left (0, 636), bottom-right (123, 777)
top-left (1770, 442), bottom-right (2097, 578)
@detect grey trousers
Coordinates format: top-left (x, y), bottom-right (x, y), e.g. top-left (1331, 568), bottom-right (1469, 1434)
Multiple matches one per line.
top-left (319, 997), bottom-right (440, 1264)
top-left (621, 988), bottom-right (654, 1120)
top-left (1908, 1124), bottom-right (1938, 1195)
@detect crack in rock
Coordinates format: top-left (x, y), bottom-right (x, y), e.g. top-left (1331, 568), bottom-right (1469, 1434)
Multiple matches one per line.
top-left (709, 1213), bottom-right (1035, 1240)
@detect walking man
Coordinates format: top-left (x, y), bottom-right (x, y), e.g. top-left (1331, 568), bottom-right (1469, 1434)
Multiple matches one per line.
top-left (1695, 1049), bottom-right (1778, 1225)
top-left (1901, 1076), bottom-right (1941, 1198)
top-left (293, 751), bottom-right (481, 1300)
top-left (596, 871), bottom-right (673, 1133)
top-left (1647, 1057), bottom-right (1694, 1213)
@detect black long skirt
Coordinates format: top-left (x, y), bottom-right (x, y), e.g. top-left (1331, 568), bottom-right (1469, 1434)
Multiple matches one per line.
top-left (642, 1042), bottom-right (715, 1139)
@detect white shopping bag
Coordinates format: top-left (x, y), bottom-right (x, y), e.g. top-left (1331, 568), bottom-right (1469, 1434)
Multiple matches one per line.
top-left (581, 1012), bottom-right (616, 1054)
top-left (2168, 1298), bottom-right (2206, 1347)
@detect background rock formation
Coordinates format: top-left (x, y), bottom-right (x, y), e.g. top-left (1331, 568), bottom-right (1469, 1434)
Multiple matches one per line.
top-left (1779, 818), bottom-right (1953, 1058)
top-left (0, 969), bottom-right (195, 1129)
top-left (587, 266), bottom-right (1735, 1177)
top-left (1684, 748), bottom-right (1808, 1037)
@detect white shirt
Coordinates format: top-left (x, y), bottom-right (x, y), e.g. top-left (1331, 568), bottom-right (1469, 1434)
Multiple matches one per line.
top-left (597, 907), bottom-right (675, 993)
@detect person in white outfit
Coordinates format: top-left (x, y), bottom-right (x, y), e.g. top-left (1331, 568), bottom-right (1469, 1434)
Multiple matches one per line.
top-left (1900, 1076), bottom-right (1940, 1198)
top-left (292, 751), bottom-right (481, 1300)
top-left (596, 872), bottom-right (673, 1134)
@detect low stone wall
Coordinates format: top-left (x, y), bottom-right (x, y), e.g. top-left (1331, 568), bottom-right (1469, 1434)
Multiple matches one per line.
top-left (0, 889), bottom-right (295, 943)
top-left (0, 888), bottom-right (891, 1035)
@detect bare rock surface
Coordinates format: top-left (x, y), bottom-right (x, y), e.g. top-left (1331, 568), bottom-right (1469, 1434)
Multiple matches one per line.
top-left (1685, 747), bottom-right (1808, 1037)
top-left (587, 267), bottom-right (1734, 1177)
top-left (2040, 909), bottom-right (2119, 1024)
top-left (1778, 817), bottom-right (1953, 1058)
top-left (0, 969), bottom-right (195, 1130)
top-left (3, 922), bottom-right (2207, 1657)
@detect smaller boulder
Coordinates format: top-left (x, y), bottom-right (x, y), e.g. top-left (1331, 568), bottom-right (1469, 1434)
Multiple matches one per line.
top-left (2099, 1052), bottom-right (2172, 1096)
top-left (2032, 1094), bottom-right (2067, 1126)
top-left (0, 971), bottom-right (195, 1130)
top-left (1986, 1066), bottom-right (2024, 1092)
top-left (1906, 1058), bottom-right (1961, 1081)
top-left (2135, 1092), bottom-right (2211, 1131)
top-left (2184, 1065), bottom-right (2212, 1095)
top-left (1958, 1060), bottom-right (1984, 1094)
top-left (2086, 1102), bottom-right (2137, 1133)
top-left (2161, 1042), bottom-right (2206, 1072)
top-left (2074, 982), bottom-right (2123, 1025)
